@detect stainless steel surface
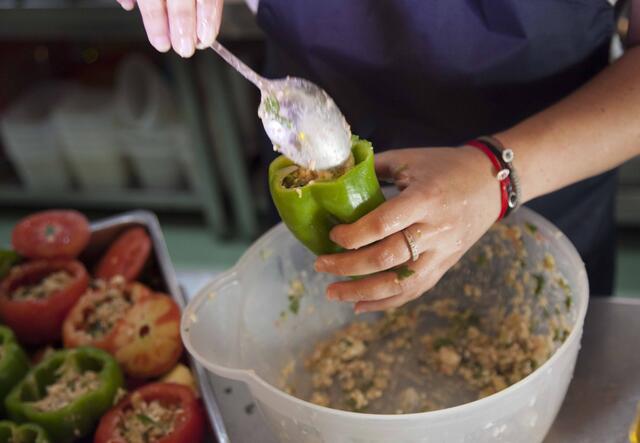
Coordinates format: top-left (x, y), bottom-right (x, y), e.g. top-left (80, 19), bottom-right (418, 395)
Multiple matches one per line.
top-left (545, 297), bottom-right (640, 443)
top-left (210, 41), bottom-right (352, 171)
top-left (89, 210), bottom-right (230, 443)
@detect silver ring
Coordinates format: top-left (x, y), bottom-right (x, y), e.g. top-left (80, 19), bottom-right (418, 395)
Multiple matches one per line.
top-left (402, 228), bottom-right (420, 262)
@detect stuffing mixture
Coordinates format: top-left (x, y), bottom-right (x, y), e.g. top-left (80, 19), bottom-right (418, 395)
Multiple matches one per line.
top-left (282, 154), bottom-right (355, 188)
top-left (117, 392), bottom-right (184, 443)
top-left (31, 361), bottom-right (100, 412)
top-left (282, 222), bottom-right (574, 414)
top-left (80, 277), bottom-right (132, 339)
top-left (11, 271), bottom-right (72, 301)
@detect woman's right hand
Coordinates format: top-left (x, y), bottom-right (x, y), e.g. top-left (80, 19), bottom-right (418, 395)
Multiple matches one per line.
top-left (117, 0), bottom-right (223, 57)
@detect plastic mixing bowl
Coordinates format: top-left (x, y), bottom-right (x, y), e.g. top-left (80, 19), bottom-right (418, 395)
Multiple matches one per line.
top-left (182, 207), bottom-right (588, 443)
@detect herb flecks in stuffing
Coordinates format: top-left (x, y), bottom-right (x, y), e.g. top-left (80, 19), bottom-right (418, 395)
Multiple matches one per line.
top-left (281, 223), bottom-right (575, 414)
top-left (287, 279), bottom-right (305, 315)
top-left (394, 265), bottom-right (414, 281)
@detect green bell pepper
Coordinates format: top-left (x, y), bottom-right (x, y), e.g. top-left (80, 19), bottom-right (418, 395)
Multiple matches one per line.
top-left (5, 347), bottom-right (123, 443)
top-left (0, 250), bottom-right (21, 280)
top-left (0, 421), bottom-right (50, 443)
top-left (0, 326), bottom-right (30, 415)
top-left (269, 136), bottom-right (385, 255)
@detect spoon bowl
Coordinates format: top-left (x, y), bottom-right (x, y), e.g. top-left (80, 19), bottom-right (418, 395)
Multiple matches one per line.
top-left (210, 41), bottom-right (352, 170)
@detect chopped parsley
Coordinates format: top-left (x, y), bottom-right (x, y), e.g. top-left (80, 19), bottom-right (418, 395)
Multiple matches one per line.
top-left (475, 253), bottom-right (488, 266)
top-left (394, 265), bottom-right (414, 280)
top-left (553, 328), bottom-right (570, 343)
top-left (288, 295), bottom-right (300, 314)
top-left (0, 249), bottom-right (21, 280)
top-left (137, 414), bottom-right (155, 426)
top-left (533, 274), bottom-right (545, 297)
top-left (286, 279), bottom-right (304, 315)
top-left (262, 95), bottom-right (293, 128)
top-left (565, 295), bottom-right (573, 310)
top-left (525, 222), bottom-right (538, 235)
top-left (433, 337), bottom-right (453, 350)
top-left (263, 95), bottom-right (280, 115)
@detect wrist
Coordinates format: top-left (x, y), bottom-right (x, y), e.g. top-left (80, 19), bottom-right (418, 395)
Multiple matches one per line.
top-left (458, 145), bottom-right (503, 223)
top-left (493, 128), bottom-right (539, 204)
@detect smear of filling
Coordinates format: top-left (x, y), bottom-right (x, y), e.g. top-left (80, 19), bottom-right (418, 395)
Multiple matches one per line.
top-left (118, 393), bottom-right (184, 443)
top-left (282, 223), bottom-right (573, 414)
top-left (12, 271), bottom-right (72, 301)
top-left (80, 277), bottom-right (133, 340)
top-left (31, 361), bottom-right (100, 412)
top-left (282, 154), bottom-right (355, 188)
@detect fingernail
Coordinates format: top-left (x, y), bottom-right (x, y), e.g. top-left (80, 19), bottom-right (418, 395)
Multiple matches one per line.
top-left (176, 36), bottom-right (195, 57)
top-left (329, 228), bottom-right (341, 245)
top-left (118, 0), bottom-right (134, 10)
top-left (315, 257), bottom-right (330, 272)
top-left (150, 35), bottom-right (171, 52)
top-left (197, 20), bottom-right (214, 47)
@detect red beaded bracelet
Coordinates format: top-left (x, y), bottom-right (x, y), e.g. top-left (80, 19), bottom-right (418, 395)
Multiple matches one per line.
top-left (466, 139), bottom-right (511, 221)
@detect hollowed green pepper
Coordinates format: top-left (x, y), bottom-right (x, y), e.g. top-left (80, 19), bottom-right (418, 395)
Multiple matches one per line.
top-left (0, 420), bottom-right (50, 443)
top-left (5, 347), bottom-right (123, 443)
top-left (0, 326), bottom-right (30, 415)
top-left (269, 136), bottom-right (385, 255)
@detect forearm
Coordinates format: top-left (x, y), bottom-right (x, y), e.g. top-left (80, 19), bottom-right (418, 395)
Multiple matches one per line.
top-left (496, 46), bottom-right (640, 203)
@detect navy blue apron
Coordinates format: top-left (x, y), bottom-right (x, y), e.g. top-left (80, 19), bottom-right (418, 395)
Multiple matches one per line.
top-left (257, 0), bottom-right (617, 295)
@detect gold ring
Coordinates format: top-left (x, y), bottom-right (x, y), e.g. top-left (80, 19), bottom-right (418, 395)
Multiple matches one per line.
top-left (402, 228), bottom-right (419, 262)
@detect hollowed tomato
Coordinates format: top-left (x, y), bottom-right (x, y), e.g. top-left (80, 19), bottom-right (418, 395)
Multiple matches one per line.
top-left (0, 260), bottom-right (89, 344)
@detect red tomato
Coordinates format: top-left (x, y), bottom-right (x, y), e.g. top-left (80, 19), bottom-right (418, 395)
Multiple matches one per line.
top-left (95, 382), bottom-right (205, 443)
top-left (0, 260), bottom-right (89, 345)
top-left (62, 279), bottom-right (152, 351)
top-left (11, 210), bottom-right (90, 259)
top-left (112, 294), bottom-right (183, 378)
top-left (94, 227), bottom-right (152, 282)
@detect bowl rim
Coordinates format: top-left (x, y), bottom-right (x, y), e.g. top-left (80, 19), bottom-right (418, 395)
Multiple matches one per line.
top-left (182, 206), bottom-right (590, 421)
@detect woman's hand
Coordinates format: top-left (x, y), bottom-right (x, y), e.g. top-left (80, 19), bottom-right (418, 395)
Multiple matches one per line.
top-left (117, 0), bottom-right (223, 57)
top-left (315, 147), bottom-right (501, 313)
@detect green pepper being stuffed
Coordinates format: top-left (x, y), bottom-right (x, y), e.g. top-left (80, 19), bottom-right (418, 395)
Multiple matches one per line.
top-left (0, 420), bottom-right (50, 443)
top-left (5, 347), bottom-right (123, 443)
top-left (269, 136), bottom-right (385, 255)
top-left (0, 326), bottom-right (29, 415)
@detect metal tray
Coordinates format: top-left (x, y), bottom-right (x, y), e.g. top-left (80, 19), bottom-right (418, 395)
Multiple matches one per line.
top-left (86, 210), bottom-right (230, 443)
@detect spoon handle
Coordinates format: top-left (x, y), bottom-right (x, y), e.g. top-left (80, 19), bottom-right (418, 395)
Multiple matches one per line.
top-left (210, 41), bottom-right (266, 90)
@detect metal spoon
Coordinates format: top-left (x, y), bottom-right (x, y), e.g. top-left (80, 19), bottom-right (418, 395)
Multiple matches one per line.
top-left (210, 41), bottom-right (352, 171)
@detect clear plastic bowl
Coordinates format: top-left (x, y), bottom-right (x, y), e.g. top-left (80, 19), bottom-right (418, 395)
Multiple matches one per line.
top-left (182, 207), bottom-right (589, 443)
top-left (0, 83), bottom-right (72, 190)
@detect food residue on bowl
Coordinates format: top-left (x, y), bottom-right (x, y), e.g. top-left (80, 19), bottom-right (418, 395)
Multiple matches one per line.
top-left (280, 223), bottom-right (575, 414)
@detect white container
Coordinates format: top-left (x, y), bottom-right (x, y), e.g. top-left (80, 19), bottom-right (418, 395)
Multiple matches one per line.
top-left (52, 87), bottom-right (128, 190)
top-left (114, 54), bottom-right (175, 130)
top-left (0, 83), bottom-right (71, 190)
top-left (115, 54), bottom-right (189, 190)
top-left (122, 126), bottom-right (187, 190)
top-left (182, 207), bottom-right (589, 443)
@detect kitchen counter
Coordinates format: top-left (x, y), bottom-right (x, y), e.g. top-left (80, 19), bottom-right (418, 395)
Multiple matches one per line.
top-left (178, 270), bottom-right (640, 443)
top-left (544, 297), bottom-right (640, 443)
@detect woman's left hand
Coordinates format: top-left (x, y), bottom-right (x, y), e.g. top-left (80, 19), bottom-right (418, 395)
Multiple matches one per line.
top-left (314, 146), bottom-right (501, 313)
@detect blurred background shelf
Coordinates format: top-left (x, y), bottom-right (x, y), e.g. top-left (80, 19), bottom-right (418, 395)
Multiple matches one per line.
top-left (0, 187), bottom-right (201, 209)
top-left (0, 0), bottom-right (263, 40)
top-left (0, 0), bottom-right (269, 245)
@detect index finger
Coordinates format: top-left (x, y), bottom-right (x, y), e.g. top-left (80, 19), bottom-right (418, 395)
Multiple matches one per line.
top-left (330, 190), bottom-right (426, 250)
top-left (138, 0), bottom-right (171, 52)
